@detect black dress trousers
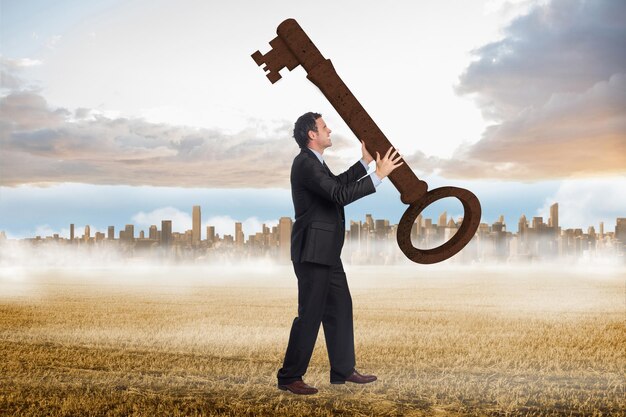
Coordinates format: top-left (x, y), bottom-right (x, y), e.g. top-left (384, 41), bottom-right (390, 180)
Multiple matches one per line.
top-left (277, 259), bottom-right (356, 384)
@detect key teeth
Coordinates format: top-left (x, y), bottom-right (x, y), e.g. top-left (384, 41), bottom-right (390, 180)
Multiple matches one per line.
top-left (251, 50), bottom-right (264, 66)
top-left (267, 72), bottom-right (282, 84)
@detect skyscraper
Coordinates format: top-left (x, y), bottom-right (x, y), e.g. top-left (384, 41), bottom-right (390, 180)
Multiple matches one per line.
top-left (107, 226), bottom-right (115, 240)
top-left (70, 224), bottom-right (74, 241)
top-left (616, 218), bottom-right (626, 246)
top-left (278, 217), bottom-right (292, 261)
top-left (84, 225), bottom-right (90, 241)
top-left (149, 225), bottom-right (158, 240)
top-left (235, 222), bottom-right (244, 247)
top-left (192, 205), bottom-right (201, 245)
top-left (206, 226), bottom-right (215, 243)
top-left (124, 224), bottom-right (135, 242)
top-left (549, 203), bottom-right (559, 229)
top-left (518, 215), bottom-right (528, 240)
top-left (438, 211), bottom-right (447, 227)
top-left (161, 220), bottom-right (172, 246)
top-left (350, 220), bottom-right (361, 242)
top-left (375, 219), bottom-right (387, 239)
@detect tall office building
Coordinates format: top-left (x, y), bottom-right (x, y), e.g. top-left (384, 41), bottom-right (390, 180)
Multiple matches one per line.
top-left (161, 220), bottom-right (172, 246)
top-left (438, 211), bottom-right (447, 227)
top-left (206, 226), bottom-right (215, 243)
top-left (549, 203), bottom-right (559, 229)
top-left (587, 226), bottom-right (596, 237)
top-left (518, 215), bottom-right (528, 239)
top-left (192, 205), bottom-right (201, 245)
top-left (599, 222), bottom-right (604, 238)
top-left (278, 217), bottom-right (292, 261)
top-left (365, 214), bottom-right (374, 230)
top-left (350, 220), bottom-right (361, 242)
top-left (149, 225), bottom-right (158, 240)
top-left (235, 222), bottom-right (244, 247)
top-left (616, 218), bottom-right (626, 244)
top-left (70, 224), bottom-right (74, 241)
top-left (375, 219), bottom-right (387, 239)
top-left (84, 225), bottom-right (90, 241)
top-left (107, 226), bottom-right (114, 240)
top-left (124, 224), bottom-right (135, 241)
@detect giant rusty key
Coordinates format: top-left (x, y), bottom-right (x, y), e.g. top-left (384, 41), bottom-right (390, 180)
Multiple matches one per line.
top-left (251, 18), bottom-right (481, 264)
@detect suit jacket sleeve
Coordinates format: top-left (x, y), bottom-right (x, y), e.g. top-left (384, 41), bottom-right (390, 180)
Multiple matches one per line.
top-left (301, 157), bottom-right (375, 207)
top-left (335, 159), bottom-right (368, 185)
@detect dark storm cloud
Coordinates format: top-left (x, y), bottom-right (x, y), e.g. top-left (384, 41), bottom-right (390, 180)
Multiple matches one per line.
top-left (449, 0), bottom-right (626, 179)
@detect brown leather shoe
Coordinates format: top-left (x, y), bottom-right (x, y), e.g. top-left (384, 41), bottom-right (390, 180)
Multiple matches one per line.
top-left (331, 370), bottom-right (377, 384)
top-left (277, 380), bottom-right (319, 395)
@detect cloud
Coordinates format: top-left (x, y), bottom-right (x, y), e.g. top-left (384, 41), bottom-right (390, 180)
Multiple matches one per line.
top-left (0, 85), bottom-right (394, 188)
top-left (204, 215), bottom-right (278, 238)
top-left (536, 176), bottom-right (626, 229)
top-left (0, 90), bottom-right (303, 187)
top-left (131, 207), bottom-right (278, 237)
top-left (132, 207), bottom-right (192, 233)
top-left (0, 56), bottom-right (43, 92)
top-left (448, 0), bottom-right (626, 180)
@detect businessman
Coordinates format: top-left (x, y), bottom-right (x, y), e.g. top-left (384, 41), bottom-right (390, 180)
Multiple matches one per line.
top-left (277, 112), bottom-right (403, 395)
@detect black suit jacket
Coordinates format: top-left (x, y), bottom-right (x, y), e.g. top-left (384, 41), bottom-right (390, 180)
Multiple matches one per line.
top-left (290, 147), bottom-right (376, 265)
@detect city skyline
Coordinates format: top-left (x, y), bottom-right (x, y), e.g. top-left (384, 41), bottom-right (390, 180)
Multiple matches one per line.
top-left (6, 202), bottom-right (625, 242)
top-left (3, 203), bottom-right (623, 265)
top-left (1, 1), bottom-right (624, 245)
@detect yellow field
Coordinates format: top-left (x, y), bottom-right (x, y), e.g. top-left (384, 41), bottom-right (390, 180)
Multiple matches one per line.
top-left (1, 263), bottom-right (624, 416)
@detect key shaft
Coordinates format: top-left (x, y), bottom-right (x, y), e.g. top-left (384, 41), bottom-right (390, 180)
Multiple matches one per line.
top-left (276, 19), bottom-right (426, 204)
top-left (251, 18), bottom-right (481, 264)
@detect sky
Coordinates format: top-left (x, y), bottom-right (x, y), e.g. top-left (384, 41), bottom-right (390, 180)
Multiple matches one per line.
top-left (0, 0), bottom-right (624, 239)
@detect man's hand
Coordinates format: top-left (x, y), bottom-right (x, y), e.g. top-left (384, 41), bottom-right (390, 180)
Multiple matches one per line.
top-left (361, 140), bottom-right (374, 164)
top-left (375, 147), bottom-right (404, 179)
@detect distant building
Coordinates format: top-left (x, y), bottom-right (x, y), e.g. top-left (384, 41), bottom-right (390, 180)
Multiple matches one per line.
top-left (192, 205), bottom-right (201, 245)
top-left (161, 220), bottom-right (172, 246)
top-left (124, 224), bottom-right (135, 242)
top-left (549, 203), bottom-right (559, 229)
top-left (278, 217), bottom-right (292, 261)
top-left (206, 226), bottom-right (215, 243)
top-left (438, 211), bottom-right (447, 227)
top-left (616, 218), bottom-right (626, 250)
top-left (235, 222), bottom-right (244, 247)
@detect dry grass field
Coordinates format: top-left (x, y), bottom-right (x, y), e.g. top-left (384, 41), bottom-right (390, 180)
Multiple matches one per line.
top-left (0, 262), bottom-right (624, 416)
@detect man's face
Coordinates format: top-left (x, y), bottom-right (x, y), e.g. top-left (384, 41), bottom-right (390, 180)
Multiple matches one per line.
top-left (308, 117), bottom-right (332, 150)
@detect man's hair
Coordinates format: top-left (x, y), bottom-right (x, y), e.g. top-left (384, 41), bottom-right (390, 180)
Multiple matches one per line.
top-left (293, 112), bottom-right (322, 148)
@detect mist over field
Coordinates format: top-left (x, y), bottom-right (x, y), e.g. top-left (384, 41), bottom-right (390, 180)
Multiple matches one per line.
top-left (1, 252), bottom-right (624, 416)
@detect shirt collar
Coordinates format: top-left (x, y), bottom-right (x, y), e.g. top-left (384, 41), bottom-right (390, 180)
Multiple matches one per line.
top-left (307, 147), bottom-right (325, 165)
